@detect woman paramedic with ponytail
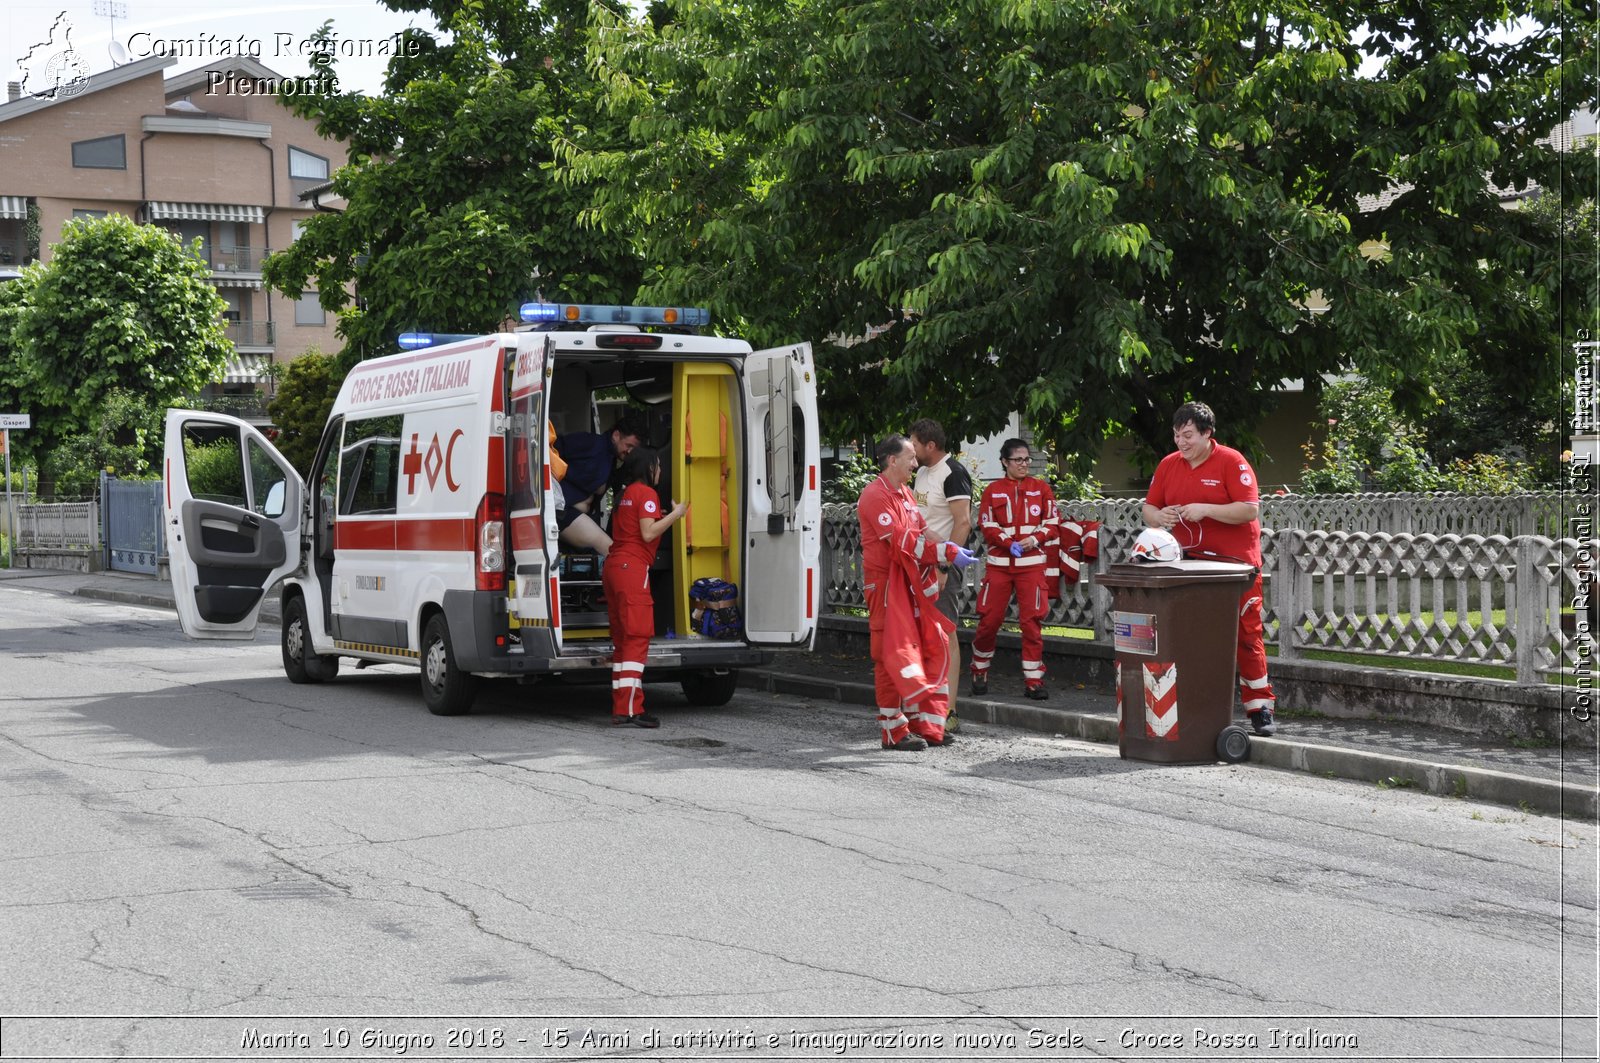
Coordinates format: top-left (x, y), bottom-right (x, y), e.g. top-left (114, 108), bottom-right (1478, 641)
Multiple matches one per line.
top-left (604, 446), bottom-right (688, 728)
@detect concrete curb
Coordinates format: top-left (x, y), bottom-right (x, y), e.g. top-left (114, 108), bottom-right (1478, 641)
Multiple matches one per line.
top-left (738, 669), bottom-right (1598, 821)
top-left (71, 583), bottom-right (1597, 820)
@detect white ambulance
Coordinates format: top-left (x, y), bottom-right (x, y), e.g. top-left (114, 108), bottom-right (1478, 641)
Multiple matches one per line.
top-left (163, 303), bottom-right (821, 715)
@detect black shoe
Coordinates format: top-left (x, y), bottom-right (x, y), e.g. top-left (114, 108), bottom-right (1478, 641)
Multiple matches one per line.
top-left (612, 712), bottom-right (661, 729)
top-left (925, 731), bottom-right (955, 746)
top-left (970, 675), bottom-right (988, 695)
top-left (1025, 683), bottom-right (1049, 701)
top-left (885, 734), bottom-right (928, 751)
top-left (1248, 708), bottom-right (1276, 736)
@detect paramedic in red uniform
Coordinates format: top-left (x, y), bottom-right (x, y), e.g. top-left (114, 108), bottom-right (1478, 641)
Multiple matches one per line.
top-left (857, 435), bottom-right (976, 751)
top-left (603, 445), bottom-right (687, 728)
top-left (1142, 401), bottom-right (1277, 736)
top-left (971, 439), bottom-right (1059, 699)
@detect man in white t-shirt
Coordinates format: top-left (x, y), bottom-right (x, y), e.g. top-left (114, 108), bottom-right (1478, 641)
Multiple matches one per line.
top-left (910, 419), bottom-right (974, 728)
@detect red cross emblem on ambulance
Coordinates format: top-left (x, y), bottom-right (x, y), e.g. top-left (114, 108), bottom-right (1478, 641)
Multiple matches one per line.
top-left (402, 430), bottom-right (465, 494)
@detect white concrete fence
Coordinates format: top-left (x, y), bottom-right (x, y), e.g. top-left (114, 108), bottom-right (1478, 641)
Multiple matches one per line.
top-left (823, 492), bottom-right (1595, 686)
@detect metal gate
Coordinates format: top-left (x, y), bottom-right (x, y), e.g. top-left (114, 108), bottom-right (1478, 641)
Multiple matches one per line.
top-left (104, 477), bottom-right (165, 574)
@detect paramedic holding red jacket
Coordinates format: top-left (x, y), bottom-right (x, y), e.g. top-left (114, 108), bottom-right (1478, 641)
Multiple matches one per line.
top-left (971, 438), bottom-right (1059, 700)
top-left (603, 445), bottom-right (687, 728)
top-left (1142, 401), bottom-right (1276, 736)
top-left (857, 435), bottom-right (977, 751)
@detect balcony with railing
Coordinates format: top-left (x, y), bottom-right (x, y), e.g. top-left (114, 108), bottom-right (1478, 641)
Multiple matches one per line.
top-left (224, 319), bottom-right (275, 350)
top-left (0, 240), bottom-right (31, 271)
top-left (208, 246), bottom-right (268, 285)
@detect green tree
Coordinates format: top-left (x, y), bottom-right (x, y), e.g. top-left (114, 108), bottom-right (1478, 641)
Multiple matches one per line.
top-left (266, 348), bottom-right (342, 476)
top-left (37, 389), bottom-right (166, 496)
top-left (1298, 377), bottom-right (1538, 493)
top-left (577, 0), bottom-right (1592, 471)
top-left (0, 215), bottom-right (229, 492)
top-left (263, 1), bottom-right (643, 372)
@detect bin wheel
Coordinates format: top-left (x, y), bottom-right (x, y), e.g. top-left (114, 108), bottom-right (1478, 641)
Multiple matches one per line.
top-left (1216, 725), bottom-right (1251, 764)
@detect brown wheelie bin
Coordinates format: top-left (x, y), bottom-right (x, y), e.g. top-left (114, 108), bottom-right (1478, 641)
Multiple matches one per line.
top-left (1097, 560), bottom-right (1257, 764)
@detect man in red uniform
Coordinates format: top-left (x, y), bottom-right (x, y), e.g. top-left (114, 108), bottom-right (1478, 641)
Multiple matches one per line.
top-left (971, 438), bottom-right (1059, 699)
top-left (858, 435), bottom-right (977, 750)
top-left (1142, 401), bottom-right (1277, 735)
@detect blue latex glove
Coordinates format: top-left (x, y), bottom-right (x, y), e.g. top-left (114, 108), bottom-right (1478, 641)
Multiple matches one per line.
top-left (946, 544), bottom-right (978, 570)
top-left (1009, 541), bottom-right (1026, 558)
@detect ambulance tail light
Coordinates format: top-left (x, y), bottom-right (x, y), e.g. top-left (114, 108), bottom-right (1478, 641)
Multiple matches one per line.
top-left (476, 492), bottom-right (507, 591)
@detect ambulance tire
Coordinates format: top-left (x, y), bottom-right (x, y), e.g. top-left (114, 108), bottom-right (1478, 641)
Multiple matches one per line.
top-left (680, 669), bottom-right (738, 707)
top-left (282, 596), bottom-right (339, 684)
top-left (421, 614), bottom-right (477, 716)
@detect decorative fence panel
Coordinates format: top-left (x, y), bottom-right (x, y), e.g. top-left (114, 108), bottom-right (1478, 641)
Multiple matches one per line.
top-left (823, 501), bottom-right (1594, 686)
top-left (15, 501), bottom-right (99, 549)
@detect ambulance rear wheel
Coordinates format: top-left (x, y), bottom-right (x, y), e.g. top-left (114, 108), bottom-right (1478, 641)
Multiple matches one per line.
top-left (681, 669), bottom-right (738, 707)
top-left (421, 614), bottom-right (477, 716)
top-left (282, 596), bottom-right (339, 684)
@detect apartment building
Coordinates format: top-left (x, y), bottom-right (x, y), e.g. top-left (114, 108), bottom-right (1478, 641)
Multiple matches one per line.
top-left (0, 55), bottom-right (347, 417)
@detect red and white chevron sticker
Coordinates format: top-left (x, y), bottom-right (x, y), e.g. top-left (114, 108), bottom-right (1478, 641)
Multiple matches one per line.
top-left (1143, 661), bottom-right (1178, 740)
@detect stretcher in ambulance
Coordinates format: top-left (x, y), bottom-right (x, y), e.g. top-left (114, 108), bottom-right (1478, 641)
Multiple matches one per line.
top-left (162, 303), bottom-right (821, 715)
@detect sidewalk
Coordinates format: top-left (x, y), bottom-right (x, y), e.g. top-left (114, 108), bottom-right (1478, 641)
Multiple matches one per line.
top-left (5, 566), bottom-right (1596, 820)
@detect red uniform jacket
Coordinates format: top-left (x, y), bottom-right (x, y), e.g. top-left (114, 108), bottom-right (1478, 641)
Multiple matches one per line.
top-left (858, 475), bottom-right (956, 706)
top-left (978, 476), bottom-right (1059, 570)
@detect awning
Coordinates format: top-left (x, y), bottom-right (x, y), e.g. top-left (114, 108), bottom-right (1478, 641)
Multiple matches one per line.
top-left (222, 353), bottom-right (269, 384)
top-left (147, 201), bottom-right (264, 224)
top-left (0, 196), bottom-right (28, 220)
top-left (211, 273), bottom-right (262, 289)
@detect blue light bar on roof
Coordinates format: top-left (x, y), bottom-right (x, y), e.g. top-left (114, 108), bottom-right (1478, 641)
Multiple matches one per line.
top-left (518, 302), bottom-right (710, 328)
top-left (397, 332), bottom-right (476, 349)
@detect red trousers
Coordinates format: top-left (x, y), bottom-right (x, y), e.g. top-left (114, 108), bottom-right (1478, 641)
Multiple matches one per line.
top-left (866, 583), bottom-right (951, 746)
top-left (971, 565), bottom-right (1049, 684)
top-left (603, 559), bottom-right (653, 719)
top-left (1237, 574), bottom-right (1275, 713)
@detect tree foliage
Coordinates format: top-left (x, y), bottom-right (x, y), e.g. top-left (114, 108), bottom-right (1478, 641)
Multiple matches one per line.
top-left (576, 0), bottom-right (1594, 469)
top-left (0, 215), bottom-right (229, 479)
top-left (266, 348), bottom-right (341, 476)
top-left (1298, 377), bottom-right (1539, 493)
top-left (263, 0), bottom-right (643, 371)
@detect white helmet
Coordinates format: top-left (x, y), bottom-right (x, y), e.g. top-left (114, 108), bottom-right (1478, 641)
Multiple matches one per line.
top-left (1132, 528), bottom-right (1183, 563)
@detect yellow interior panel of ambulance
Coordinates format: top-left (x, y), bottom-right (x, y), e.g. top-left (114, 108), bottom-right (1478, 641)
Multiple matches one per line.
top-left (545, 355), bottom-right (741, 643)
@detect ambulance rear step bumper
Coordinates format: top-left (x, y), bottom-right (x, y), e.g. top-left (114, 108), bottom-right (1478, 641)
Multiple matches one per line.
top-left (515, 644), bottom-right (773, 678)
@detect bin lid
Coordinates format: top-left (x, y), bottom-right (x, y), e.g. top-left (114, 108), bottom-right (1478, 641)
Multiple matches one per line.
top-left (1098, 558), bottom-right (1257, 589)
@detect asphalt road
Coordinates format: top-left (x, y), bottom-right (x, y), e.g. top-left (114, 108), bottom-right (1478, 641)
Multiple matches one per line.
top-left (1, 585), bottom-right (1596, 1061)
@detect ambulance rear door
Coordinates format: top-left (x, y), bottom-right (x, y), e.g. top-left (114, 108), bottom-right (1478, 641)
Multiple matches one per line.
top-left (163, 410), bottom-right (303, 639)
top-left (741, 342), bottom-right (821, 647)
top-left (506, 335), bottom-right (561, 652)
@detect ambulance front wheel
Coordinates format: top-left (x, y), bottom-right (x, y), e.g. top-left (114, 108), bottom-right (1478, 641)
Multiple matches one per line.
top-left (282, 596), bottom-right (339, 684)
top-left (421, 614), bottom-right (477, 716)
top-left (681, 669), bottom-right (738, 707)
